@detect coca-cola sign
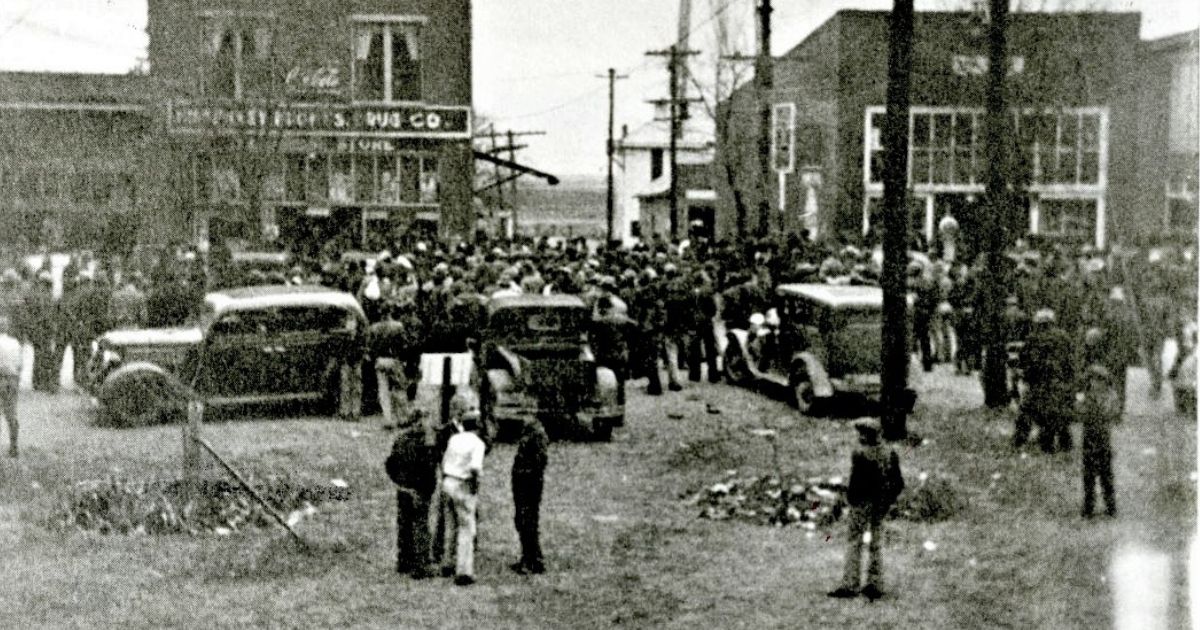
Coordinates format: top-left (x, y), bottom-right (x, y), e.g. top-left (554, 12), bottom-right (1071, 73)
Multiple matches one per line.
top-left (285, 65), bottom-right (342, 97)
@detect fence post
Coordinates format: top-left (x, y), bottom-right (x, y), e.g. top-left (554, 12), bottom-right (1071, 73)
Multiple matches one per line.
top-left (182, 399), bottom-right (204, 503)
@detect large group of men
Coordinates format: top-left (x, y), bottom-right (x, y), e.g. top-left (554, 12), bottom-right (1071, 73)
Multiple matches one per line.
top-left (0, 227), bottom-right (1194, 590)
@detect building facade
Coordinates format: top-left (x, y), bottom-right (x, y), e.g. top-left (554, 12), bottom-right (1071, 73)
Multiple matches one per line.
top-left (148, 0), bottom-right (473, 253)
top-left (1134, 30), bottom-right (1199, 244)
top-left (715, 10), bottom-right (1145, 253)
top-left (0, 0), bottom-right (474, 253)
top-left (615, 119), bottom-right (715, 245)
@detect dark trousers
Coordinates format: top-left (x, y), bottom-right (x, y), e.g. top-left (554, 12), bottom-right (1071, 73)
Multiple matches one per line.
top-left (1082, 450), bottom-right (1115, 516)
top-left (640, 335), bottom-right (664, 395)
top-left (396, 489), bottom-right (432, 575)
top-left (914, 314), bottom-right (934, 371)
top-left (1, 374), bottom-right (17, 455)
top-left (687, 322), bottom-right (721, 383)
top-left (1015, 398), bottom-right (1073, 453)
top-left (513, 478), bottom-right (544, 569)
top-left (31, 339), bottom-right (61, 392)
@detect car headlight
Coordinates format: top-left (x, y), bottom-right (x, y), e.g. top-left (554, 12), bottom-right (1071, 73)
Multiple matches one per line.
top-left (101, 349), bottom-right (122, 366)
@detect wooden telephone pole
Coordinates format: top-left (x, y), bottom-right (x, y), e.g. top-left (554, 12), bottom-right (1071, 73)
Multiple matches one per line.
top-left (755, 0), bottom-right (774, 239)
top-left (980, 0), bottom-right (1012, 407)
top-left (647, 46), bottom-right (700, 241)
top-left (880, 0), bottom-right (915, 441)
top-left (598, 68), bottom-right (628, 245)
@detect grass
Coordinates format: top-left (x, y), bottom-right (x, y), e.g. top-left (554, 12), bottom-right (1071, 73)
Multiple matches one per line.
top-left (0, 366), bottom-right (1193, 629)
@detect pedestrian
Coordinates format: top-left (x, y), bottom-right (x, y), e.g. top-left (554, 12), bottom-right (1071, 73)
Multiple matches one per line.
top-left (511, 415), bottom-right (549, 575)
top-left (1078, 364), bottom-right (1119, 518)
top-left (828, 418), bottom-right (904, 601)
top-left (385, 407), bottom-right (438, 578)
top-left (1017, 309), bottom-right (1076, 453)
top-left (439, 394), bottom-right (486, 586)
top-left (368, 302), bottom-right (419, 427)
top-left (0, 314), bottom-right (23, 457)
top-left (592, 295), bottom-right (635, 408)
top-left (17, 272), bottom-right (62, 393)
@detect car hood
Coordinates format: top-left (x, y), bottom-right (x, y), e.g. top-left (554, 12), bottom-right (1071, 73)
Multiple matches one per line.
top-left (100, 326), bottom-right (204, 347)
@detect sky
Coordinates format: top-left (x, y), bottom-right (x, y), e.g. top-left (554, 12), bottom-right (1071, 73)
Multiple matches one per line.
top-left (0, 0), bottom-right (1196, 176)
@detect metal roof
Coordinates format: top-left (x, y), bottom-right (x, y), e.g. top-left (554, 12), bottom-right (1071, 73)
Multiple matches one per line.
top-left (205, 285), bottom-right (365, 315)
top-left (487, 293), bottom-right (586, 312)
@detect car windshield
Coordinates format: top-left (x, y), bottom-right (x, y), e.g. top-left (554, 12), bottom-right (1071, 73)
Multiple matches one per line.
top-left (489, 307), bottom-right (586, 340)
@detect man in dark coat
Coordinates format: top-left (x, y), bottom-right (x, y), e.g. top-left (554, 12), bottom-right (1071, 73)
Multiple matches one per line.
top-left (17, 273), bottom-right (62, 393)
top-left (1018, 309), bottom-right (1076, 453)
top-left (687, 267), bottom-right (721, 383)
top-left (828, 419), bottom-right (904, 601)
top-left (592, 296), bottom-right (635, 407)
top-left (1078, 365), bottom-right (1119, 519)
top-left (385, 409), bottom-right (439, 578)
top-left (511, 416), bottom-right (549, 575)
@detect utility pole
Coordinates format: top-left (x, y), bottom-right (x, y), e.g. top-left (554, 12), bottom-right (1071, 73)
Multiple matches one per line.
top-left (474, 128), bottom-right (545, 240)
top-left (980, 0), bottom-right (1011, 407)
top-left (598, 67), bottom-right (628, 245)
top-left (647, 45), bottom-right (699, 242)
top-left (755, 0), bottom-right (774, 239)
top-left (880, 0), bottom-right (915, 442)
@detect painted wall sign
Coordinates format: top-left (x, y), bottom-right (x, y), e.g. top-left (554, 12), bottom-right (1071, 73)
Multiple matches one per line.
top-left (167, 100), bottom-right (471, 139)
top-left (285, 65), bottom-right (342, 96)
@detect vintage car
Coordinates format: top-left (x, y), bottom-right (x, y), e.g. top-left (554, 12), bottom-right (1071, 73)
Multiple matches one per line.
top-left (84, 285), bottom-right (367, 427)
top-left (722, 283), bottom-right (917, 415)
top-left (477, 294), bottom-right (623, 441)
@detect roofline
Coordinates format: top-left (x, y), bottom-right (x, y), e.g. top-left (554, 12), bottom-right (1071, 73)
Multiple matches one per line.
top-left (1143, 28), bottom-right (1199, 52)
top-left (0, 101), bottom-right (147, 113)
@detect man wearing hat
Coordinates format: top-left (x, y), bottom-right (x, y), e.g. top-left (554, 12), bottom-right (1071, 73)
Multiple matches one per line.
top-left (1078, 364), bottom-right (1119, 518)
top-left (1017, 308), bottom-right (1076, 453)
top-left (829, 418), bottom-right (905, 601)
top-left (385, 406), bottom-right (439, 578)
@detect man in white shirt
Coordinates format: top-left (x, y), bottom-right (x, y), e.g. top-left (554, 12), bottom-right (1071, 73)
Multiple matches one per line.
top-left (439, 394), bottom-right (486, 586)
top-left (0, 315), bottom-right (24, 457)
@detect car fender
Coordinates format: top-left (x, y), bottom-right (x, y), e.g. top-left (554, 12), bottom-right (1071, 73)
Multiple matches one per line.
top-left (725, 329), bottom-right (763, 379)
top-left (792, 351), bottom-right (834, 398)
top-left (97, 361), bottom-right (188, 427)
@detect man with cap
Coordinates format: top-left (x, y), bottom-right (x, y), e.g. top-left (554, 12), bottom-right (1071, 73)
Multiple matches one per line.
top-left (1078, 364), bottom-right (1119, 518)
top-left (385, 406), bottom-right (439, 578)
top-left (438, 392), bottom-right (487, 586)
top-left (829, 418), bottom-right (904, 601)
top-left (1017, 308), bottom-right (1076, 453)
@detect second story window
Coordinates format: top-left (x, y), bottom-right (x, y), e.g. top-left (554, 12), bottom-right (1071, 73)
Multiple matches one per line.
top-left (353, 18), bottom-right (423, 102)
top-left (202, 14), bottom-right (274, 98)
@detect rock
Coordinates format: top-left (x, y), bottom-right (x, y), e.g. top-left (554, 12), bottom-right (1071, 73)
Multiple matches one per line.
top-left (923, 540), bottom-right (937, 551)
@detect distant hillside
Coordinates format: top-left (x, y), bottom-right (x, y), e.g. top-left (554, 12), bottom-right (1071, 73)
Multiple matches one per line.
top-left (516, 177), bottom-right (605, 223)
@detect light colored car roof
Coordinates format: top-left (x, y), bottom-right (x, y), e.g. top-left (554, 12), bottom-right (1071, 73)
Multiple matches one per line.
top-left (487, 293), bottom-right (586, 313)
top-left (777, 283), bottom-right (885, 309)
top-left (206, 284), bottom-right (365, 317)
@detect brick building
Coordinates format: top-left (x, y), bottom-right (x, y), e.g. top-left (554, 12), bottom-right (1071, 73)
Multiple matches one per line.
top-left (0, 0), bottom-right (474, 252)
top-left (1134, 30), bottom-right (1199, 244)
top-left (715, 10), bottom-right (1145, 254)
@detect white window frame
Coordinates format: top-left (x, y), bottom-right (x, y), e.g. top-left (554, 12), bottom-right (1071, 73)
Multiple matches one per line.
top-left (349, 15), bottom-right (428, 104)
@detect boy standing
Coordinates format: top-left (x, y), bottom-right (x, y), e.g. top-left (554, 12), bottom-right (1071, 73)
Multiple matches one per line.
top-left (1079, 364), bottom-right (1119, 518)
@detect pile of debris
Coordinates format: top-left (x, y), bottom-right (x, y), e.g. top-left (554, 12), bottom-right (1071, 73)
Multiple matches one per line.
top-left (683, 470), bottom-right (848, 528)
top-left (46, 475), bottom-right (350, 536)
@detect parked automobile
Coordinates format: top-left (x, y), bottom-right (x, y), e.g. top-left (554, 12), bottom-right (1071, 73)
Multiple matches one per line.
top-left (722, 283), bottom-right (917, 415)
top-left (477, 294), bottom-right (623, 441)
top-left (84, 285), bottom-right (367, 427)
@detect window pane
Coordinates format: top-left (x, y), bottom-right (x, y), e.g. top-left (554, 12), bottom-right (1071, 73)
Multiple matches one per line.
top-left (1169, 197), bottom-right (1198, 230)
top-left (869, 150), bottom-right (884, 184)
top-left (1059, 114), bottom-right (1078, 152)
top-left (399, 155), bottom-right (420, 203)
top-left (912, 114), bottom-right (930, 149)
top-left (329, 155), bottom-right (353, 203)
top-left (954, 149), bottom-right (972, 184)
top-left (1080, 114), bottom-right (1101, 151)
top-left (305, 155), bottom-right (327, 202)
top-left (932, 114), bottom-right (953, 148)
top-left (1054, 149), bottom-right (1077, 184)
top-left (354, 25), bottom-right (385, 101)
top-left (932, 150), bottom-right (952, 184)
top-left (954, 113), bottom-right (974, 149)
top-left (355, 155), bottom-right (376, 203)
top-left (911, 148), bottom-right (931, 185)
top-left (208, 28), bottom-right (237, 98)
top-left (1041, 199), bottom-right (1095, 239)
top-left (392, 23), bottom-right (422, 101)
top-left (1079, 152), bottom-right (1098, 184)
top-left (419, 156), bottom-right (439, 204)
top-left (378, 155), bottom-right (400, 203)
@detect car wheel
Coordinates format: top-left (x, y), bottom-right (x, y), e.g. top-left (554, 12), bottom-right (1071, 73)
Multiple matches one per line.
top-left (724, 346), bottom-right (752, 385)
top-left (791, 367), bottom-right (819, 416)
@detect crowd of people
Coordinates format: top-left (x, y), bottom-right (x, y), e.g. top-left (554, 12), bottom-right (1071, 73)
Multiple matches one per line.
top-left (0, 228), bottom-right (1194, 589)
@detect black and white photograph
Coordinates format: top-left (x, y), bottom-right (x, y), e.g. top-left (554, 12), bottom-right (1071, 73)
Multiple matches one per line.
top-left (0, 0), bottom-right (1196, 627)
